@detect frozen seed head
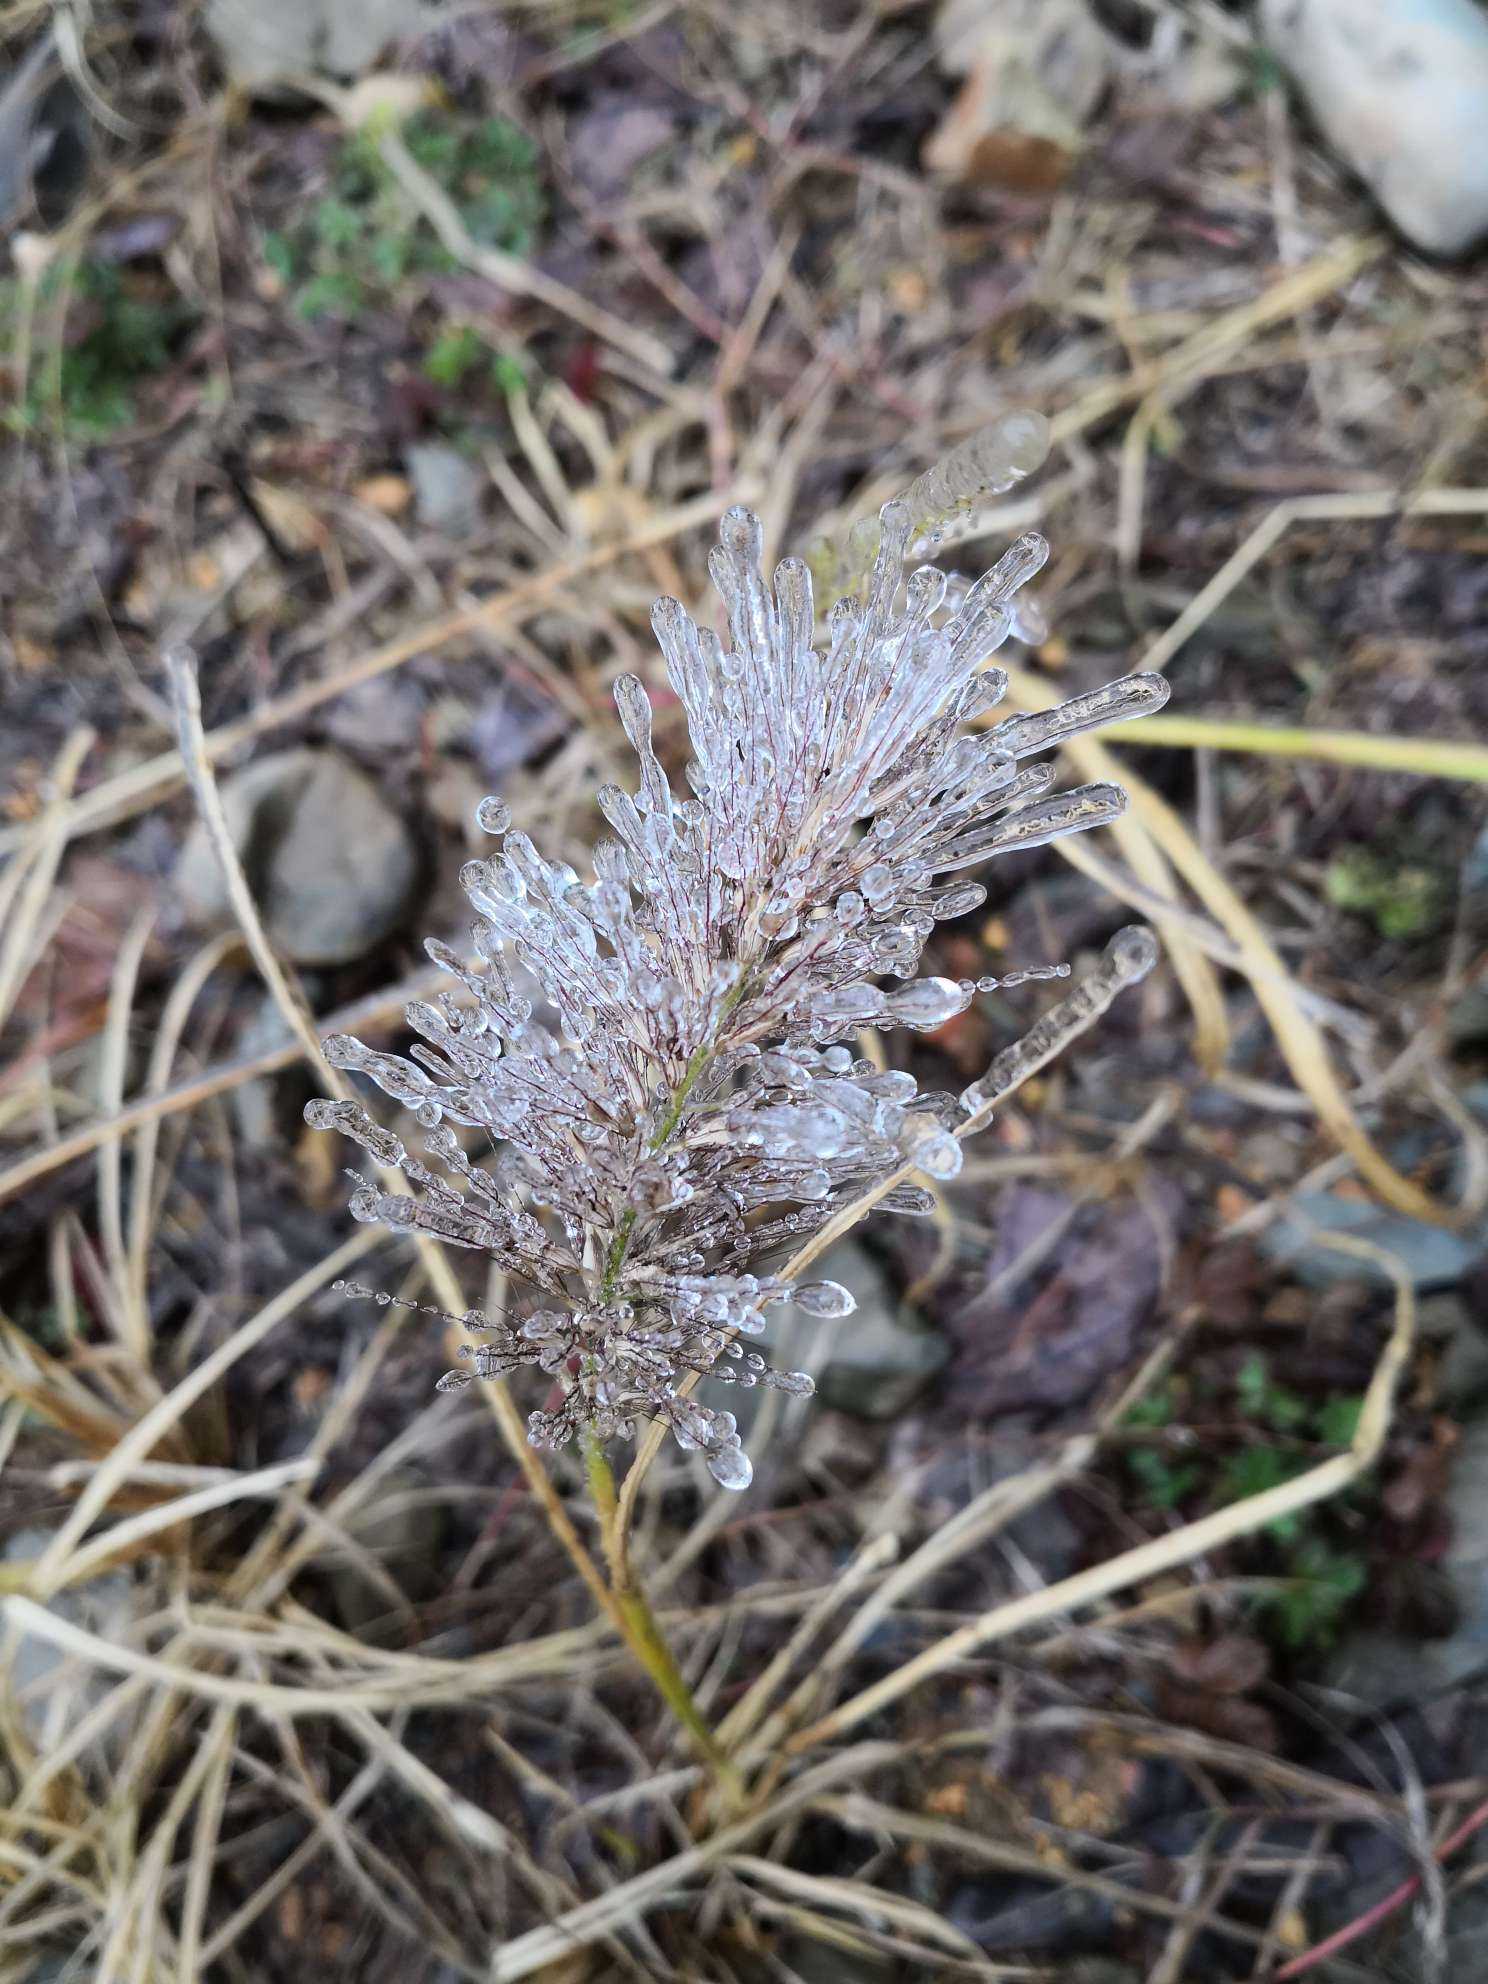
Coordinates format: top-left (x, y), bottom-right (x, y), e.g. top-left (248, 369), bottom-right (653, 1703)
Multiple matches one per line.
top-left (303, 458), bottom-right (1166, 1490)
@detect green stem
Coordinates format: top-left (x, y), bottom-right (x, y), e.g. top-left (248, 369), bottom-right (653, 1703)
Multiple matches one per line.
top-left (581, 980), bottom-right (761, 1796)
top-left (599, 985), bottom-right (749, 1302)
top-left (1129, 714), bottom-right (1488, 784)
top-left (583, 1435), bottom-right (744, 1803)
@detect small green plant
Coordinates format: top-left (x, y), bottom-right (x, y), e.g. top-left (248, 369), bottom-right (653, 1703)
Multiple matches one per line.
top-left (1327, 845), bottom-right (1449, 940)
top-left (1127, 1446), bottom-right (1202, 1511)
top-left (1123, 1359), bottom-right (1370, 1649)
top-left (1217, 1445), bottom-right (1308, 1539)
top-left (1235, 1350), bottom-right (1309, 1432)
top-left (422, 322), bottom-right (528, 397)
top-left (2, 261), bottom-right (191, 439)
top-left (262, 110), bottom-right (544, 401)
top-left (1267, 1538), bottom-right (1368, 1649)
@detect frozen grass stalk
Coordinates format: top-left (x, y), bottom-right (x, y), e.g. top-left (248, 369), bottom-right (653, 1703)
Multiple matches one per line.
top-left (305, 411), bottom-right (1167, 1769)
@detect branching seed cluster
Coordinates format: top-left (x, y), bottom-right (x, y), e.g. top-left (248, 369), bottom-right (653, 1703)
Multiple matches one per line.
top-left (308, 413), bottom-right (1167, 1487)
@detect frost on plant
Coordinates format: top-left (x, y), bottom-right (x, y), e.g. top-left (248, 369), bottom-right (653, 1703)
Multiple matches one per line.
top-left (306, 412), bottom-right (1169, 1489)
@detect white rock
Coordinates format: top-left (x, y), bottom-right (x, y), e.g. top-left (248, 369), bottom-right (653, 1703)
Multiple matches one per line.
top-left (1261, 0), bottom-right (1488, 256)
top-left (206, 0), bottom-right (422, 88)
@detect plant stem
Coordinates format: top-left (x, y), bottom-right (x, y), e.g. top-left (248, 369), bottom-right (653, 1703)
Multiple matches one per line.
top-left (582, 1434), bottom-right (744, 1804)
top-left (1128, 713), bottom-right (1488, 784)
top-left (599, 986), bottom-right (749, 1302)
top-left (584, 988), bottom-right (762, 1793)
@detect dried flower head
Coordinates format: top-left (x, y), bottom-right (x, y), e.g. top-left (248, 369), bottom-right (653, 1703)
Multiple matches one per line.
top-left (307, 415), bottom-right (1169, 1487)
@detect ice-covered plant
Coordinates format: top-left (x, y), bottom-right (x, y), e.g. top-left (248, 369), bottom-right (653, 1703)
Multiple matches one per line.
top-left (305, 412), bottom-right (1168, 1492)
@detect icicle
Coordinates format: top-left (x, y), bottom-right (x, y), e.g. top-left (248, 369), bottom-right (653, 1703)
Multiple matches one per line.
top-left (960, 927), bottom-right (1159, 1119)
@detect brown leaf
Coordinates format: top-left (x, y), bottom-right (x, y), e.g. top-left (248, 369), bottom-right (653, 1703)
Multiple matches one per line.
top-left (10, 856), bottom-right (165, 1026)
top-left (944, 1181), bottom-right (1181, 1416)
top-left (1167, 1632), bottom-right (1270, 1696)
top-left (925, 0), bottom-right (1108, 187)
top-left (1160, 1684), bottom-right (1280, 1753)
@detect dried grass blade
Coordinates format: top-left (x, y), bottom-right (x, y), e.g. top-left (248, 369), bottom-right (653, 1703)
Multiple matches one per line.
top-left (0, 727), bottom-right (94, 1030)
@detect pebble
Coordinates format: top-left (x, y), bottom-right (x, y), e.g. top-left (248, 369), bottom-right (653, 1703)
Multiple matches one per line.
top-left (1326, 1418), bottom-right (1488, 1706)
top-left (804, 1240), bottom-right (950, 1420)
top-left (3, 1530), bottom-right (135, 1754)
top-left (1261, 0), bottom-right (1488, 256)
top-left (406, 442), bottom-right (486, 540)
top-left (1259, 1189), bottom-right (1484, 1291)
top-left (205, 0), bottom-right (419, 87)
top-left (176, 747), bottom-right (419, 966)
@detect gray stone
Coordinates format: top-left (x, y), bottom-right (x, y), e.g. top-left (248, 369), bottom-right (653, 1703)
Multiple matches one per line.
top-left (406, 442), bottom-right (486, 539)
top-left (1326, 1418), bottom-right (1488, 1705)
top-left (1417, 1292), bottom-right (1468, 1342)
top-left (3, 1529), bottom-right (135, 1753)
top-left (1261, 0), bottom-right (1488, 257)
top-left (802, 1241), bottom-right (949, 1421)
top-left (1463, 820), bottom-right (1488, 925)
top-left (206, 0), bottom-right (422, 87)
top-left (777, 1938), bottom-right (894, 1984)
top-left (1439, 1847), bottom-right (1488, 1984)
top-left (980, 1435), bottom-right (1081, 1582)
top-left (176, 747), bottom-right (419, 966)
top-left (1440, 1315), bottom-right (1488, 1411)
top-left (1448, 982), bottom-right (1488, 1048)
top-left (230, 993), bottom-right (298, 1148)
top-left (1260, 1190), bottom-right (1482, 1291)
top-left (1415, 1294), bottom-right (1488, 1409)
top-left (19, 1961), bottom-right (77, 1984)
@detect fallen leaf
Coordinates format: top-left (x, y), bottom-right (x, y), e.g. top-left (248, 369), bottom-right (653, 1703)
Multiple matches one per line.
top-left (926, 0), bottom-right (1109, 188)
top-left (943, 1180), bottom-right (1182, 1416)
top-left (353, 472), bottom-right (412, 516)
top-left (11, 856), bottom-right (166, 1026)
top-left (1216, 1183), bottom-right (1252, 1224)
top-left (1167, 1632), bottom-right (1270, 1695)
top-left (250, 479), bottom-right (326, 553)
top-left (1159, 1682), bottom-right (1279, 1752)
top-left (566, 95), bottom-right (676, 201)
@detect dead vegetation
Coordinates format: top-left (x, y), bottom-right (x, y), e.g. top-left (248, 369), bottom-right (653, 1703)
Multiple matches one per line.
top-left (4, 3), bottom-right (1488, 1981)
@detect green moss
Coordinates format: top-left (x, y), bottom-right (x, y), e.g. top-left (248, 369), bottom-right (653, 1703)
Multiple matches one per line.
top-left (264, 111), bottom-right (545, 403)
top-left (1327, 846), bottom-right (1450, 941)
top-left (3, 260), bottom-right (192, 440)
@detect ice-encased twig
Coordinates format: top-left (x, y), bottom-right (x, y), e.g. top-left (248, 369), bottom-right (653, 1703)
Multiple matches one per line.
top-left (959, 927), bottom-right (1160, 1131)
top-left (806, 410), bottom-right (1052, 606)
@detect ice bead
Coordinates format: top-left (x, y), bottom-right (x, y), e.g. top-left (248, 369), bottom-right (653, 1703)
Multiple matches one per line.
top-left (793, 1281), bottom-right (857, 1318)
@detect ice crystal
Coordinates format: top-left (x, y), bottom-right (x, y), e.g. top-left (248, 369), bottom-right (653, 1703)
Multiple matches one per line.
top-left (307, 434), bottom-right (1169, 1488)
